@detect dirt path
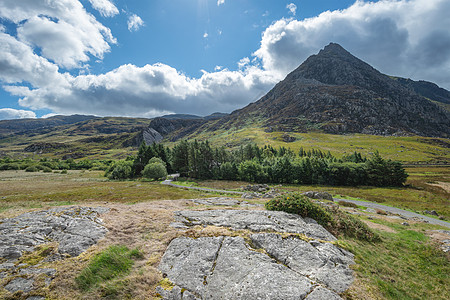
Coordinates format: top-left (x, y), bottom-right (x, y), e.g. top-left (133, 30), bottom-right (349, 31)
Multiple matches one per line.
top-left (334, 197), bottom-right (450, 228)
top-left (161, 179), bottom-right (245, 195)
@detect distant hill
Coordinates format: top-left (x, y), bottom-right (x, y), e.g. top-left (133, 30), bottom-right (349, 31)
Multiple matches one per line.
top-left (174, 43), bottom-right (449, 138)
top-left (0, 115), bottom-right (98, 137)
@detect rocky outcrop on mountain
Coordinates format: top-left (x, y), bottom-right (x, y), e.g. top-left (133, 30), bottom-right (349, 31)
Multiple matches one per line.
top-left (0, 207), bottom-right (108, 298)
top-left (194, 43), bottom-right (449, 138)
top-left (158, 209), bottom-right (354, 299)
top-left (393, 77), bottom-right (450, 105)
top-left (137, 118), bottom-right (204, 145)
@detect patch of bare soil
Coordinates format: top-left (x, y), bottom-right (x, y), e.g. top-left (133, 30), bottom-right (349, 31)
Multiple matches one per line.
top-left (427, 181), bottom-right (450, 193)
top-left (362, 220), bottom-right (397, 233)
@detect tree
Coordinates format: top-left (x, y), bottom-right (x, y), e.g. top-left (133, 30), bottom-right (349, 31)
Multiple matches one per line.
top-left (143, 162), bottom-right (168, 180)
top-left (107, 160), bottom-right (134, 180)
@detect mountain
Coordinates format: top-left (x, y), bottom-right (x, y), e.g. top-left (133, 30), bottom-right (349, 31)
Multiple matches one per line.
top-left (183, 43), bottom-right (449, 138)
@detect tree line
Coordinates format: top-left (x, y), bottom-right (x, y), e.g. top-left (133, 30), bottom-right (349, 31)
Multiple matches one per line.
top-left (107, 141), bottom-right (407, 186)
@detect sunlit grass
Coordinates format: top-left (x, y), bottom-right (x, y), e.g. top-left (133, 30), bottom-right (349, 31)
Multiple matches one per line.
top-left (173, 127), bottom-right (450, 163)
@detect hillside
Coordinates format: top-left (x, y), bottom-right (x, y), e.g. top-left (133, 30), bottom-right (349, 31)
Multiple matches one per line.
top-left (0, 117), bottom-right (152, 159)
top-left (0, 115), bottom-right (98, 137)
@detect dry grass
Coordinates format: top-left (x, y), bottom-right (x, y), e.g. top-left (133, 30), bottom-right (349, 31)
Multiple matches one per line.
top-left (0, 170), bottom-right (209, 216)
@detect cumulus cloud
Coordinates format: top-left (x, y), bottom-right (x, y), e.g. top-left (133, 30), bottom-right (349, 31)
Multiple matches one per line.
top-left (255, 0), bottom-right (450, 88)
top-left (0, 108), bottom-right (36, 120)
top-left (217, 0), bottom-right (225, 6)
top-left (13, 63), bottom-right (276, 117)
top-left (286, 3), bottom-right (297, 16)
top-left (88, 0), bottom-right (119, 17)
top-left (0, 0), bottom-right (116, 69)
top-left (203, 32), bottom-right (209, 38)
top-left (1, 0), bottom-right (450, 120)
top-left (127, 14), bottom-right (144, 32)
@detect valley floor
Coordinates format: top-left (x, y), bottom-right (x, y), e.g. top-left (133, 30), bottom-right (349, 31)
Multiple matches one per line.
top-left (0, 170), bottom-right (449, 299)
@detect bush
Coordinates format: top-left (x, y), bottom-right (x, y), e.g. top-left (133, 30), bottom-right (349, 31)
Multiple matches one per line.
top-left (0, 163), bottom-right (20, 170)
top-left (143, 162), bottom-right (167, 180)
top-left (265, 193), bottom-right (332, 226)
top-left (148, 157), bottom-right (166, 167)
top-left (42, 166), bottom-right (53, 173)
top-left (266, 192), bottom-right (380, 242)
top-left (25, 166), bottom-right (39, 172)
top-left (106, 160), bottom-right (134, 180)
top-left (338, 201), bottom-right (358, 208)
top-left (327, 207), bottom-right (381, 242)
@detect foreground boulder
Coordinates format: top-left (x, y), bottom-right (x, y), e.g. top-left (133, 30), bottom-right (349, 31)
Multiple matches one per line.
top-left (159, 209), bottom-right (354, 299)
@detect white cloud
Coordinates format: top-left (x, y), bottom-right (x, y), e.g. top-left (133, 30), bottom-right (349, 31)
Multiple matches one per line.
top-left (0, 108), bottom-right (36, 120)
top-left (255, 0), bottom-right (450, 89)
top-left (0, 0), bottom-right (116, 69)
top-left (217, 0), bottom-right (225, 6)
top-left (11, 63), bottom-right (276, 117)
top-left (127, 14), bottom-right (144, 32)
top-left (88, 0), bottom-right (119, 17)
top-left (203, 32), bottom-right (209, 38)
top-left (0, 32), bottom-right (67, 87)
top-left (286, 3), bottom-right (297, 16)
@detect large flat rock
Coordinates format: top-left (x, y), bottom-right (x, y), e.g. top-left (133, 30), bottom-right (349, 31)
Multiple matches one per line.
top-left (160, 209), bottom-right (354, 299)
top-left (174, 209), bottom-right (336, 241)
top-left (159, 236), bottom-right (315, 299)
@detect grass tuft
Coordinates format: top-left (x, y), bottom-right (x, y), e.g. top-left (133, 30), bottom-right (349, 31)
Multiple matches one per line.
top-left (75, 245), bottom-right (142, 292)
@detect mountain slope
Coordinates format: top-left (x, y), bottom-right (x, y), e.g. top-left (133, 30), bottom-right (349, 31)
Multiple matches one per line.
top-left (189, 43), bottom-right (449, 137)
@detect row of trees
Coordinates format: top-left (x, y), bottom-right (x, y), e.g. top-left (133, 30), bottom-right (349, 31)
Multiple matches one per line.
top-left (113, 141), bottom-right (407, 186)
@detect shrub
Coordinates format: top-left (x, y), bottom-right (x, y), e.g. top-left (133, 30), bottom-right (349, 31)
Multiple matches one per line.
top-left (61, 169), bottom-right (68, 174)
top-left (0, 163), bottom-right (20, 170)
top-left (148, 157), bottom-right (166, 167)
top-left (106, 160), bottom-right (134, 180)
top-left (143, 162), bottom-right (167, 180)
top-left (338, 201), bottom-right (358, 208)
top-left (265, 193), bottom-right (332, 226)
top-left (75, 245), bottom-right (141, 291)
top-left (266, 192), bottom-right (380, 242)
top-left (42, 166), bottom-right (53, 173)
top-left (25, 166), bottom-right (39, 172)
top-left (327, 207), bottom-right (381, 242)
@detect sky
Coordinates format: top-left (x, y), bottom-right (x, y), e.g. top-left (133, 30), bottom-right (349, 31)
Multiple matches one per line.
top-left (0, 0), bottom-right (449, 120)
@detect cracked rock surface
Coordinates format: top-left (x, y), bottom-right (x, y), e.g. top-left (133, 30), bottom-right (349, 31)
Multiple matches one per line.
top-left (159, 209), bottom-right (354, 299)
top-left (0, 206), bottom-right (108, 297)
top-left (174, 209), bottom-right (336, 241)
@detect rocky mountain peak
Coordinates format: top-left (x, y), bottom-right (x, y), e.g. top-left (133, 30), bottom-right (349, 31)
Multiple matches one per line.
top-left (208, 43), bottom-right (450, 137)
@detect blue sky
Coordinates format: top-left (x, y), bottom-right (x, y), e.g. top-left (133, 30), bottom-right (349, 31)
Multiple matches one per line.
top-left (1, 0), bottom-right (449, 120)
